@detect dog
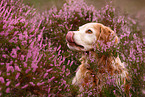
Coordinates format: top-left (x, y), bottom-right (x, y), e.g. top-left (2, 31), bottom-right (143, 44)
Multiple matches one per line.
top-left (66, 23), bottom-right (129, 95)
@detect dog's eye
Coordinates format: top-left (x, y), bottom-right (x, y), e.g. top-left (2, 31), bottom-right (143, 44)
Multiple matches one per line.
top-left (86, 29), bottom-right (93, 34)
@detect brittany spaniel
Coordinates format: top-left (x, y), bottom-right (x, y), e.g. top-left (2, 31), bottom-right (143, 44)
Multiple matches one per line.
top-left (66, 23), bottom-right (129, 95)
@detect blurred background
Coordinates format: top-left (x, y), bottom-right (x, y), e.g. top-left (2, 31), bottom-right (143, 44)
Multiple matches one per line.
top-left (23, 0), bottom-right (145, 28)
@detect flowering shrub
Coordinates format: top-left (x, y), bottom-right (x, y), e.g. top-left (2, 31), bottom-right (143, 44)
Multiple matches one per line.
top-left (94, 2), bottom-right (144, 96)
top-left (0, 0), bottom-right (144, 96)
top-left (0, 0), bottom-right (73, 96)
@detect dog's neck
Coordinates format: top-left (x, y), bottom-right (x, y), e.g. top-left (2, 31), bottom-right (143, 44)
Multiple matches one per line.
top-left (80, 51), bottom-right (113, 69)
top-left (81, 50), bottom-right (111, 60)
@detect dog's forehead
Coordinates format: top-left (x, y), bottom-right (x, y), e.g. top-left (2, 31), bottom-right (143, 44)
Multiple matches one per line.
top-left (79, 23), bottom-right (100, 31)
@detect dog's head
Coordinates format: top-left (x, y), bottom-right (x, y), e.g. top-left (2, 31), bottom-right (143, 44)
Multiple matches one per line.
top-left (66, 23), bottom-right (118, 51)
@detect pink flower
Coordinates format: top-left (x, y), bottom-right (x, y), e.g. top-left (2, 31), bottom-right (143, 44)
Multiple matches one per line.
top-left (0, 77), bottom-right (5, 83)
top-left (7, 66), bottom-right (14, 72)
top-left (113, 90), bottom-right (116, 94)
top-left (48, 77), bottom-right (55, 83)
top-left (15, 66), bottom-right (21, 71)
top-left (62, 65), bottom-right (65, 73)
top-left (15, 73), bottom-right (20, 80)
top-left (10, 48), bottom-right (17, 58)
top-left (6, 88), bottom-right (10, 93)
top-left (67, 60), bottom-right (70, 65)
top-left (21, 55), bottom-right (25, 60)
top-left (70, 61), bottom-right (73, 67)
top-left (43, 73), bottom-right (48, 78)
top-left (25, 69), bottom-right (31, 73)
top-left (143, 39), bottom-right (145, 44)
top-left (29, 82), bottom-right (35, 86)
top-left (23, 62), bottom-right (27, 67)
top-left (21, 84), bottom-right (28, 89)
top-left (46, 68), bottom-right (53, 72)
top-left (48, 87), bottom-right (51, 94)
top-left (2, 54), bottom-right (6, 58)
top-left (18, 33), bottom-right (23, 40)
top-left (25, 9), bottom-right (31, 16)
top-left (7, 73), bottom-right (10, 76)
top-left (31, 62), bottom-right (38, 72)
top-left (6, 81), bottom-right (11, 86)
top-left (1, 63), bottom-right (4, 65)
top-left (37, 82), bottom-right (44, 86)
top-left (15, 83), bottom-right (20, 87)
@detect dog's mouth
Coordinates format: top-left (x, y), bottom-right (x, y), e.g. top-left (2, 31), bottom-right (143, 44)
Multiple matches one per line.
top-left (66, 31), bottom-right (84, 49)
top-left (67, 41), bottom-right (84, 49)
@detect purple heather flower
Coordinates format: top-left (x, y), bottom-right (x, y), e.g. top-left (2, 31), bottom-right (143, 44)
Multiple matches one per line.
top-left (10, 48), bottom-right (17, 58)
top-left (48, 77), bottom-right (55, 83)
top-left (143, 39), bottom-right (145, 44)
top-left (7, 73), bottom-right (10, 76)
top-left (62, 65), bottom-right (65, 72)
top-left (21, 55), bottom-right (25, 60)
top-left (21, 84), bottom-right (28, 89)
top-left (25, 9), bottom-right (31, 16)
top-left (70, 61), bottom-right (73, 67)
top-left (2, 54), bottom-right (6, 58)
top-left (0, 77), bottom-right (5, 83)
top-left (43, 73), bottom-right (48, 78)
top-left (46, 68), bottom-right (53, 72)
top-left (6, 81), bottom-right (11, 86)
top-left (15, 66), bottom-right (21, 71)
top-left (15, 73), bottom-right (20, 80)
top-left (29, 82), bottom-right (35, 86)
top-left (67, 60), bottom-right (70, 65)
top-left (31, 62), bottom-right (38, 72)
top-left (6, 88), bottom-right (10, 93)
top-left (25, 69), bottom-right (31, 74)
top-left (18, 33), bottom-right (23, 40)
top-left (23, 62), bottom-right (27, 67)
top-left (0, 63), bottom-right (4, 65)
top-left (7, 66), bottom-right (14, 73)
top-left (113, 90), bottom-right (116, 95)
top-left (37, 82), bottom-right (44, 86)
top-left (48, 87), bottom-right (51, 94)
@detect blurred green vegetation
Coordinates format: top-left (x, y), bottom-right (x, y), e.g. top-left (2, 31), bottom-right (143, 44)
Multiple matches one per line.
top-left (23, 0), bottom-right (145, 29)
top-left (23, 0), bottom-right (65, 11)
top-left (23, 0), bottom-right (145, 14)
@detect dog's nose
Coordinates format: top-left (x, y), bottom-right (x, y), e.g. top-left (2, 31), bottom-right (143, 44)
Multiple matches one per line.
top-left (66, 31), bottom-right (74, 43)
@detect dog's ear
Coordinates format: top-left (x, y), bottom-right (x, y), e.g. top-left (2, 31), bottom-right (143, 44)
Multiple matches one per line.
top-left (99, 25), bottom-right (118, 45)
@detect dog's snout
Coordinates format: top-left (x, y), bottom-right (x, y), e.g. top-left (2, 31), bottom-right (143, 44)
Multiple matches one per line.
top-left (66, 31), bottom-right (74, 43)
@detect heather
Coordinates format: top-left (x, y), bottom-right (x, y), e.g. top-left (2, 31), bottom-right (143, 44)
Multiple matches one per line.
top-left (0, 0), bottom-right (144, 96)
